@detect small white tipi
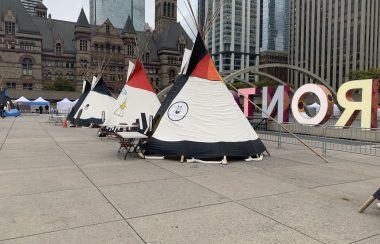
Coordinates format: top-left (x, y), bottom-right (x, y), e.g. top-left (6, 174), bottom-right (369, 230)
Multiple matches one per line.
top-left (104, 59), bottom-right (160, 127)
top-left (73, 76), bottom-right (115, 126)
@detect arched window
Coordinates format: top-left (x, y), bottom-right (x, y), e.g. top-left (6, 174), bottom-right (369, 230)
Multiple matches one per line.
top-left (22, 58), bottom-right (33, 75)
top-left (145, 52), bottom-right (150, 63)
top-left (168, 69), bottom-right (176, 83)
top-left (56, 43), bottom-right (62, 55)
top-left (167, 2), bottom-right (171, 17)
top-left (163, 2), bottom-right (167, 16)
top-left (171, 3), bottom-right (175, 18)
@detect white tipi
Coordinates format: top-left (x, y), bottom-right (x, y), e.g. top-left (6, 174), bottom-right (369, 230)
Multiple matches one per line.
top-left (144, 34), bottom-right (267, 159)
top-left (73, 76), bottom-right (115, 126)
top-left (104, 60), bottom-right (160, 127)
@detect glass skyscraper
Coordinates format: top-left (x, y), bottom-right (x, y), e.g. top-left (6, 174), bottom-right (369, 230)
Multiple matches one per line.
top-left (89, 0), bottom-right (145, 31)
top-left (199, 0), bottom-right (260, 77)
top-left (260, 0), bottom-right (289, 52)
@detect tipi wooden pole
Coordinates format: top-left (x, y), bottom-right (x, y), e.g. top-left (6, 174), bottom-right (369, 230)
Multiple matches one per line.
top-left (226, 83), bottom-right (329, 163)
top-left (358, 196), bottom-right (376, 213)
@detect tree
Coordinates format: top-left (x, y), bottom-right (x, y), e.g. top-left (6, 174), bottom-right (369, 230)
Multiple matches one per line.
top-left (253, 79), bottom-right (278, 88)
top-left (349, 69), bottom-right (380, 80)
top-left (42, 77), bottom-right (75, 91)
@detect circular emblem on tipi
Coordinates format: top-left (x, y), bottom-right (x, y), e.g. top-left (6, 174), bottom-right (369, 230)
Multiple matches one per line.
top-left (168, 102), bottom-right (189, 121)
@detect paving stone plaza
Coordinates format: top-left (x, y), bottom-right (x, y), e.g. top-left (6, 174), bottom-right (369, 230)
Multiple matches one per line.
top-left (0, 115), bottom-right (379, 243)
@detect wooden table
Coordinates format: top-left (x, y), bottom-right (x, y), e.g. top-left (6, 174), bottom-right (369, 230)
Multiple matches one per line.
top-left (116, 132), bottom-right (148, 159)
top-left (98, 124), bottom-right (139, 138)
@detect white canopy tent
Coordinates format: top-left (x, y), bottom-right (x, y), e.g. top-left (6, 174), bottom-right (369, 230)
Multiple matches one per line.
top-left (31, 97), bottom-right (50, 106)
top-left (14, 96), bottom-right (31, 104)
top-left (307, 103), bottom-right (341, 117)
top-left (57, 98), bottom-right (75, 114)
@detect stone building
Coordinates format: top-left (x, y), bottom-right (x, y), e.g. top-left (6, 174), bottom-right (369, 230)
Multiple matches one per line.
top-left (0, 0), bottom-right (192, 93)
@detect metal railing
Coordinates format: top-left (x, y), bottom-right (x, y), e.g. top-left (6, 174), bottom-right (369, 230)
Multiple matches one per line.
top-left (251, 119), bottom-right (380, 157)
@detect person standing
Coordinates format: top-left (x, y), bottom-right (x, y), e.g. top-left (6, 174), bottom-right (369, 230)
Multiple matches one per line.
top-left (39, 105), bottom-right (43, 114)
top-left (0, 103), bottom-right (3, 118)
top-left (45, 104), bottom-right (49, 114)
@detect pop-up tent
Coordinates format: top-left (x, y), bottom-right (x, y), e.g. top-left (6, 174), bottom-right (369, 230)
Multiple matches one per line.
top-left (307, 102), bottom-right (341, 117)
top-left (73, 76), bottom-right (115, 126)
top-left (57, 98), bottom-right (75, 114)
top-left (14, 96), bottom-right (31, 105)
top-left (31, 97), bottom-right (50, 106)
top-left (104, 60), bottom-right (160, 127)
top-left (67, 80), bottom-right (91, 122)
top-left (0, 89), bottom-right (20, 117)
top-left (143, 34), bottom-right (267, 160)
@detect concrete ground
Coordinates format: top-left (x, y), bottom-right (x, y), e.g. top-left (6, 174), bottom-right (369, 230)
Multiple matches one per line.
top-left (0, 115), bottom-right (379, 244)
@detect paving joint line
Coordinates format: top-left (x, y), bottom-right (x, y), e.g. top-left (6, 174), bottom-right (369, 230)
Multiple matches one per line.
top-left (98, 176), bottom-right (184, 188)
top-left (0, 186), bottom-right (93, 200)
top-left (38, 122), bottom-right (148, 244)
top-left (0, 117), bottom-right (16, 151)
top-left (127, 201), bottom-right (233, 220)
top-left (350, 233), bottom-right (380, 243)
top-left (146, 159), bottom-right (326, 244)
top-left (0, 219), bottom-right (124, 242)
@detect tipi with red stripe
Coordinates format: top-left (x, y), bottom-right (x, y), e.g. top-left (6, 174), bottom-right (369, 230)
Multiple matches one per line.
top-left (144, 34), bottom-right (266, 160)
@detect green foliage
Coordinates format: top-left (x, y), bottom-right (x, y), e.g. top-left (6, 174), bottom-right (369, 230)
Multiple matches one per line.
top-left (42, 78), bottom-right (76, 91)
top-left (231, 81), bottom-right (252, 89)
top-left (253, 79), bottom-right (278, 88)
top-left (349, 69), bottom-right (380, 80)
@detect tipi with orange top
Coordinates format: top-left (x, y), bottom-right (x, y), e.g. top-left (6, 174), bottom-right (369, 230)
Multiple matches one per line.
top-left (104, 59), bottom-right (160, 127)
top-left (143, 34), bottom-right (266, 160)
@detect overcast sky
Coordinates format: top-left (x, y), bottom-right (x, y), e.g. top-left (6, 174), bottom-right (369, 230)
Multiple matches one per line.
top-left (43, 0), bottom-right (197, 38)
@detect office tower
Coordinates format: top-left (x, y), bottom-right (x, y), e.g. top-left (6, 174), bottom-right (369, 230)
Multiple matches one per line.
top-left (199, 0), bottom-right (260, 79)
top-left (289, 0), bottom-right (380, 90)
top-left (89, 0), bottom-right (145, 31)
top-left (20, 0), bottom-right (42, 15)
top-left (261, 0), bottom-right (288, 52)
top-left (260, 0), bottom-right (289, 82)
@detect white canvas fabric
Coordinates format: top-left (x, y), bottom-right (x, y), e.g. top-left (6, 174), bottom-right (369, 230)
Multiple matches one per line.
top-left (180, 48), bottom-right (192, 74)
top-left (74, 91), bottom-right (115, 122)
top-left (152, 76), bottom-right (260, 143)
top-left (105, 85), bottom-right (160, 126)
top-left (126, 61), bottom-right (135, 81)
top-left (91, 76), bottom-right (99, 90)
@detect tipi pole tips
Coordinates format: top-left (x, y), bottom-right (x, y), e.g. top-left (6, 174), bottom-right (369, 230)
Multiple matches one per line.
top-left (358, 196), bottom-right (376, 213)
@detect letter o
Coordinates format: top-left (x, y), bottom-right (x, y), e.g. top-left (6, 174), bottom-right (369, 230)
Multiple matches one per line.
top-left (291, 84), bottom-right (333, 125)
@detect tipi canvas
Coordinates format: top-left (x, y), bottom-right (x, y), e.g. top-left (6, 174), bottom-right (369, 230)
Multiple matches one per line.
top-left (67, 80), bottom-right (91, 122)
top-left (73, 76), bottom-right (115, 126)
top-left (144, 34), bottom-right (266, 159)
top-left (104, 60), bottom-right (160, 127)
